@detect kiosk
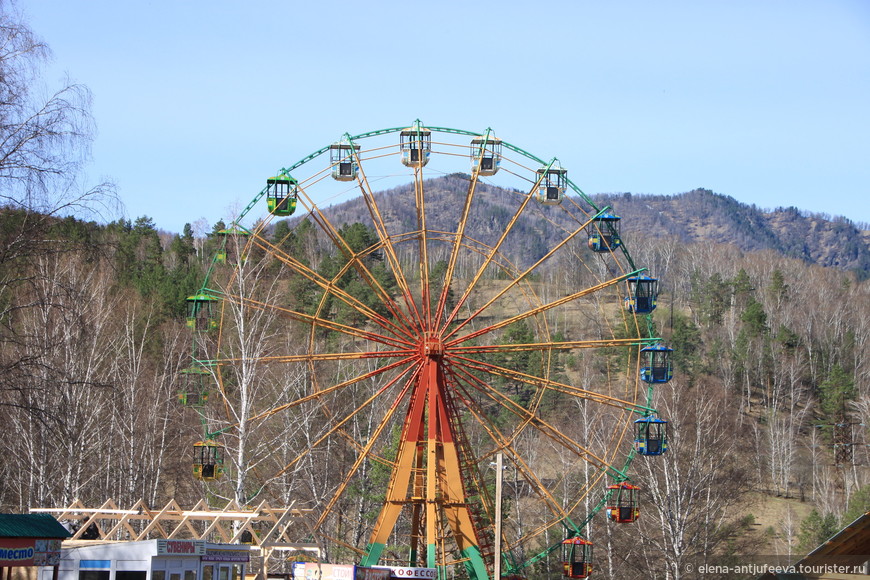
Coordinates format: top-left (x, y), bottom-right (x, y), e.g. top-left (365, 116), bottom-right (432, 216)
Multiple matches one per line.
top-left (39, 540), bottom-right (250, 580)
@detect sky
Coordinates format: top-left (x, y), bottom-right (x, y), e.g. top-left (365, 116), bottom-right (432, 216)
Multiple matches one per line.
top-left (22, 0), bottom-right (870, 233)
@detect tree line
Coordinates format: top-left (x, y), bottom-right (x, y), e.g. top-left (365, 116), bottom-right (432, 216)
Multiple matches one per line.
top-left (1, 5), bottom-right (869, 576)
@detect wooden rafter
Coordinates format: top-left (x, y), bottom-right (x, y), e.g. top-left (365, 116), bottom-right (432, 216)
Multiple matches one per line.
top-left (30, 499), bottom-right (315, 548)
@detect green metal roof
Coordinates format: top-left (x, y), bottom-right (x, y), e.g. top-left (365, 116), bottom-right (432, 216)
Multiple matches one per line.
top-left (0, 514), bottom-right (71, 538)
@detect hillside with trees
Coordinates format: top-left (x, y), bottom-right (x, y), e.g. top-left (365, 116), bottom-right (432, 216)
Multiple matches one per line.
top-left (1, 7), bottom-right (869, 577)
top-left (323, 177), bottom-right (870, 278)
top-left (2, 175), bottom-right (869, 578)
top-left (593, 189), bottom-right (870, 276)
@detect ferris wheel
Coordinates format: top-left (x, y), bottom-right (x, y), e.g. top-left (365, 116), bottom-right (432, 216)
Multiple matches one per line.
top-left (181, 121), bottom-right (672, 579)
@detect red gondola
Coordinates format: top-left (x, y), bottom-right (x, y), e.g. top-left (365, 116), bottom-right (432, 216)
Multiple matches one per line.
top-left (606, 483), bottom-right (640, 523)
top-left (561, 537), bottom-right (593, 578)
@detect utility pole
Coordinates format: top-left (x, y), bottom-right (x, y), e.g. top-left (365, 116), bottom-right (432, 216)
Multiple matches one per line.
top-left (494, 452), bottom-right (503, 580)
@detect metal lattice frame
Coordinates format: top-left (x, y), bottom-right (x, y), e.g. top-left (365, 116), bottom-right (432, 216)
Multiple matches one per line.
top-left (187, 122), bottom-right (665, 579)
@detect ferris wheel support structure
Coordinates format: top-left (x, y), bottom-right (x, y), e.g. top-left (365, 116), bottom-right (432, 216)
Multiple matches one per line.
top-left (180, 121), bottom-right (672, 580)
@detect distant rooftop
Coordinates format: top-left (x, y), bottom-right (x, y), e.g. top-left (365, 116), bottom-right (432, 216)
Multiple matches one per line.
top-left (0, 513), bottom-right (71, 539)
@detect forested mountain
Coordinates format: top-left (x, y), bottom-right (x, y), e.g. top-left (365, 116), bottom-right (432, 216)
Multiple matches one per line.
top-left (2, 175), bottom-right (869, 579)
top-left (318, 176), bottom-right (870, 277)
top-left (593, 188), bottom-right (870, 275)
top-left (2, 5), bottom-right (868, 576)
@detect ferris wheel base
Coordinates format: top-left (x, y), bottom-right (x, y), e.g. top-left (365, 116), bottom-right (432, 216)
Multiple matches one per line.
top-left (360, 543), bottom-right (489, 579)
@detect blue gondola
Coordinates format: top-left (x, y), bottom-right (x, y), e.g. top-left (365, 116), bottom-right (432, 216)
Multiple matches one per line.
top-left (640, 345), bottom-right (673, 384)
top-left (625, 275), bottom-right (659, 314)
top-left (588, 213), bottom-right (621, 252)
top-left (634, 416), bottom-right (668, 456)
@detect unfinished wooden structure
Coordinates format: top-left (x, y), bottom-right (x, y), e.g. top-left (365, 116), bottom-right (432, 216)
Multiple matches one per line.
top-left (30, 499), bottom-right (318, 576)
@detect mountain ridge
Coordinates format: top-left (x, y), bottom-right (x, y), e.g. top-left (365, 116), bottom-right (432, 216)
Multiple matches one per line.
top-left (306, 177), bottom-right (870, 277)
top-left (593, 188), bottom-right (870, 273)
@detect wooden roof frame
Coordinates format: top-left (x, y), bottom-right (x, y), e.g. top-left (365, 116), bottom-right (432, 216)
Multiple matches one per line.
top-left (29, 499), bottom-right (316, 550)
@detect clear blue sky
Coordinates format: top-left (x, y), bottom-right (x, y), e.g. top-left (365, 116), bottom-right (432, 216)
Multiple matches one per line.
top-left (23, 0), bottom-right (870, 233)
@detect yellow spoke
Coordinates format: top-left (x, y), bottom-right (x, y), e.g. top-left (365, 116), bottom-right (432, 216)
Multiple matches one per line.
top-left (452, 354), bottom-right (647, 414)
top-left (219, 291), bottom-right (415, 349)
top-left (248, 356), bottom-right (417, 427)
top-left (313, 363), bottom-right (423, 529)
top-left (441, 364), bottom-right (575, 524)
top-left (441, 215), bottom-right (601, 341)
top-left (352, 144), bottom-right (425, 330)
top-left (248, 233), bottom-right (418, 343)
top-left (446, 358), bottom-right (619, 474)
top-left (446, 271), bottom-right (638, 347)
top-left (294, 183), bottom-right (422, 334)
top-left (450, 337), bottom-right (646, 354)
top-left (440, 169), bottom-right (547, 332)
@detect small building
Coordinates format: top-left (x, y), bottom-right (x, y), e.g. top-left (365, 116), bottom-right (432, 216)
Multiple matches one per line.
top-left (39, 540), bottom-right (251, 580)
top-left (292, 563), bottom-right (389, 580)
top-left (0, 513), bottom-right (71, 580)
top-left (757, 510), bottom-right (870, 579)
top-left (290, 564), bottom-right (436, 580)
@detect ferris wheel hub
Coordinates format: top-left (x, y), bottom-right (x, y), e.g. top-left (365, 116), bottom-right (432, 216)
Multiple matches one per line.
top-left (420, 334), bottom-right (445, 358)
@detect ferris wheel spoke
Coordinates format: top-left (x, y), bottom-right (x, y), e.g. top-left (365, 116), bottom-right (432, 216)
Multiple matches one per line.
top-left (446, 270), bottom-right (641, 347)
top-left (220, 356), bottom-right (417, 433)
top-left (444, 364), bottom-right (603, 525)
top-left (313, 363), bottom-right (423, 529)
top-left (294, 187), bottom-right (422, 334)
top-left (270, 361), bottom-right (418, 480)
top-left (210, 349), bottom-right (416, 366)
top-left (431, 150), bottom-right (487, 327)
top-left (411, 165), bottom-right (434, 330)
top-left (447, 357), bottom-right (629, 478)
top-left (248, 233), bottom-right (418, 343)
top-left (219, 291), bottom-right (415, 349)
top-left (351, 146), bottom-right (425, 330)
top-left (441, 170), bottom-right (547, 332)
top-left (440, 215), bottom-right (601, 341)
top-left (451, 354), bottom-right (648, 415)
top-left (450, 337), bottom-right (647, 354)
